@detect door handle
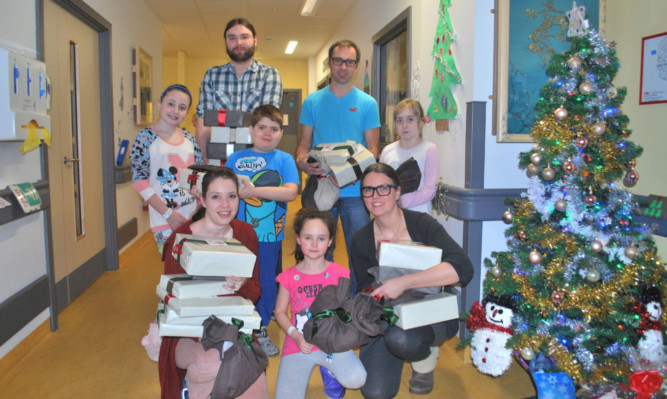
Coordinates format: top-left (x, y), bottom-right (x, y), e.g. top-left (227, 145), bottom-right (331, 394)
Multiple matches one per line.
top-left (63, 157), bottom-right (80, 164)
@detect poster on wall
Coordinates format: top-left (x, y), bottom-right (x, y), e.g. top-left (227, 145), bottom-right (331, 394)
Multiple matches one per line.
top-left (639, 32), bottom-right (667, 105)
top-left (494, 0), bottom-right (605, 142)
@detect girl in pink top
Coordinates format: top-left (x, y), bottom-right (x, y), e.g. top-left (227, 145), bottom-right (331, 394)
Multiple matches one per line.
top-left (380, 98), bottom-right (439, 214)
top-left (274, 208), bottom-right (366, 399)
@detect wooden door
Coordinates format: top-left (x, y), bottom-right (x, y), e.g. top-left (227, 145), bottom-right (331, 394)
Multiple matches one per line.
top-left (44, 0), bottom-right (106, 303)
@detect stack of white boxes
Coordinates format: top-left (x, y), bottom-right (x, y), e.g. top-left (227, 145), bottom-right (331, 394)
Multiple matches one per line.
top-left (377, 241), bottom-right (459, 330)
top-left (156, 233), bottom-right (261, 337)
top-left (203, 110), bottom-right (253, 165)
top-left (311, 141), bottom-right (376, 187)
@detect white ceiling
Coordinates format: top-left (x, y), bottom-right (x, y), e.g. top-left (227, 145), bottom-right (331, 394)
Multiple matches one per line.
top-left (144, 0), bottom-right (356, 60)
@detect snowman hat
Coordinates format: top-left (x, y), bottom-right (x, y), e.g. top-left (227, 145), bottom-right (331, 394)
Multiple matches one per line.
top-left (482, 293), bottom-right (517, 311)
top-left (641, 286), bottom-right (662, 305)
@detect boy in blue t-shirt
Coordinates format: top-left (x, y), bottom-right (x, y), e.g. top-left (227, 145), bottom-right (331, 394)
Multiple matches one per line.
top-left (226, 104), bottom-right (299, 356)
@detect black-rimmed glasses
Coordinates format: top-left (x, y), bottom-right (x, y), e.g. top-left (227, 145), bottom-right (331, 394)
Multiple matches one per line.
top-left (330, 57), bottom-right (358, 67)
top-left (360, 184), bottom-right (396, 198)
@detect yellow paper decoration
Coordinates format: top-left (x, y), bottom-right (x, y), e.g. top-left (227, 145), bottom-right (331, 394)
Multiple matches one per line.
top-left (19, 120), bottom-right (51, 154)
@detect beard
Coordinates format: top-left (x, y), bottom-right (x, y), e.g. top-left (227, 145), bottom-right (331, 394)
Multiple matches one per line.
top-left (226, 44), bottom-right (255, 62)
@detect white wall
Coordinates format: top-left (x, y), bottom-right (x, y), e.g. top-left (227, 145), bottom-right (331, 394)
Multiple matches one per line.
top-left (0, 0), bottom-right (50, 359)
top-left (83, 0), bottom-right (163, 250)
top-left (0, 0), bottom-right (162, 359)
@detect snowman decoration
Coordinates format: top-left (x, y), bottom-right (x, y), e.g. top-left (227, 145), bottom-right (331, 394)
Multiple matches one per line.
top-left (637, 287), bottom-right (665, 364)
top-left (468, 294), bottom-right (515, 377)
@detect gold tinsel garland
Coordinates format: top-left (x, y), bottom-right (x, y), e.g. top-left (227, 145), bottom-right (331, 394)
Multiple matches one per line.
top-left (530, 115), bottom-right (625, 184)
top-left (514, 334), bottom-right (632, 385)
top-left (514, 249), bottom-right (660, 321)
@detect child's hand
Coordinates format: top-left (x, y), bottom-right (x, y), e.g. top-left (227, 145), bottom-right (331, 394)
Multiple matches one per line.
top-left (222, 276), bottom-right (246, 293)
top-left (167, 212), bottom-right (188, 231)
top-left (292, 331), bottom-right (315, 354)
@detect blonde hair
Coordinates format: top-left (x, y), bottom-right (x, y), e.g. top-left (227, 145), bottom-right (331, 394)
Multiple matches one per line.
top-left (393, 98), bottom-right (425, 138)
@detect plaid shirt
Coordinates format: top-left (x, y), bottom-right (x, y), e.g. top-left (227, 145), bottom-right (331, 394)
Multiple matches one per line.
top-left (195, 60), bottom-right (282, 117)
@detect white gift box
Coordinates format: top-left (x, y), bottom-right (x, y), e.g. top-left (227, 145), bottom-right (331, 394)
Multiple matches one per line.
top-left (167, 296), bottom-right (255, 318)
top-left (312, 141), bottom-right (356, 165)
top-left (179, 168), bottom-right (205, 193)
top-left (394, 292), bottom-right (459, 330)
top-left (158, 312), bottom-right (254, 337)
top-left (235, 127), bottom-right (252, 144)
top-left (211, 126), bottom-right (232, 143)
top-left (377, 241), bottom-right (442, 271)
top-left (172, 233), bottom-right (256, 277)
top-left (157, 274), bottom-right (231, 299)
top-left (164, 306), bottom-right (261, 330)
top-left (328, 144), bottom-right (376, 187)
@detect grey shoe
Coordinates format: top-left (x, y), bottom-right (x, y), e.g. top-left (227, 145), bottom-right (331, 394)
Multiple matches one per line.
top-left (256, 327), bottom-right (280, 357)
top-left (409, 370), bottom-right (434, 395)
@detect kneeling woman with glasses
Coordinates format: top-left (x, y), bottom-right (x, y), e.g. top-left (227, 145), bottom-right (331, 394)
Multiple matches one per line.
top-left (350, 163), bottom-right (474, 398)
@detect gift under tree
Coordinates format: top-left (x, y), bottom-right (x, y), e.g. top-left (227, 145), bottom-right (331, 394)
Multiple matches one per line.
top-left (463, 22), bottom-right (667, 399)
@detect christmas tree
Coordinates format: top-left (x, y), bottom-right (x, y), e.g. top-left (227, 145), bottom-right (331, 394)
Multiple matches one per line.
top-left (426, 0), bottom-right (461, 129)
top-left (464, 25), bottom-right (667, 396)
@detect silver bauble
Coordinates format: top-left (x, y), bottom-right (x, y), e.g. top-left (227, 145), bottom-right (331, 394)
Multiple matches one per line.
top-left (555, 199), bottom-right (568, 212)
top-left (590, 240), bottom-right (603, 253)
top-left (529, 251), bottom-right (542, 264)
top-left (592, 122), bottom-right (606, 136)
top-left (521, 347), bottom-right (536, 361)
top-left (541, 167), bottom-right (555, 181)
top-left (567, 56), bottom-right (582, 70)
top-left (530, 153), bottom-right (542, 165)
top-left (586, 269), bottom-right (600, 282)
top-left (623, 170), bottom-right (639, 187)
top-left (491, 265), bottom-right (503, 277)
top-left (554, 106), bottom-right (568, 119)
top-left (579, 81), bottom-right (593, 95)
top-left (502, 210), bottom-right (514, 224)
top-left (625, 245), bottom-right (639, 259)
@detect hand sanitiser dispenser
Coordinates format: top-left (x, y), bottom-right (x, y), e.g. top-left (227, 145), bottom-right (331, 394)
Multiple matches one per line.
top-left (0, 47), bottom-right (50, 142)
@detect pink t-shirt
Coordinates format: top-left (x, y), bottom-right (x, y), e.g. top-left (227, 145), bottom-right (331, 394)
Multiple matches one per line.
top-left (276, 262), bottom-right (350, 356)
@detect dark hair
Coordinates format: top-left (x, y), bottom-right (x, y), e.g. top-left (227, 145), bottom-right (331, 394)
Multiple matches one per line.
top-left (361, 163), bottom-right (400, 188)
top-left (328, 39), bottom-right (360, 63)
top-left (250, 104), bottom-right (283, 127)
top-left (160, 84), bottom-right (192, 108)
top-left (191, 167), bottom-right (239, 222)
top-left (293, 207), bottom-right (336, 262)
top-left (224, 18), bottom-right (256, 37)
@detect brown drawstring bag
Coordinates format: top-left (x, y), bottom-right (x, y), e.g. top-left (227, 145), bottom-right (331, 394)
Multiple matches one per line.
top-left (201, 316), bottom-right (268, 399)
top-left (302, 277), bottom-right (369, 353)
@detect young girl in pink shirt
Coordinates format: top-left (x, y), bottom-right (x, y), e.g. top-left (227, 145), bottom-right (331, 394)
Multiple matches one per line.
top-left (274, 208), bottom-right (366, 399)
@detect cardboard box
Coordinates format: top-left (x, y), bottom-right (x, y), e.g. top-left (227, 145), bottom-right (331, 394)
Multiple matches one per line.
top-left (158, 312), bottom-right (254, 337)
top-left (164, 306), bottom-right (261, 330)
top-left (167, 296), bottom-right (255, 317)
top-left (328, 144), bottom-right (376, 187)
top-left (376, 267), bottom-right (443, 295)
top-left (171, 233), bottom-right (256, 277)
top-left (312, 141), bottom-right (356, 165)
top-left (377, 241), bottom-right (442, 271)
top-left (235, 127), bottom-right (252, 144)
top-left (394, 292), bottom-right (459, 330)
top-left (203, 110), bottom-right (251, 128)
top-left (207, 142), bottom-right (251, 161)
top-left (211, 126), bottom-right (232, 143)
top-left (157, 274), bottom-right (231, 299)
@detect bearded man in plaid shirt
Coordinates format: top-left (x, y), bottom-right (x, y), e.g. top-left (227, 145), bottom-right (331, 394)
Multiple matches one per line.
top-left (195, 17), bottom-right (282, 162)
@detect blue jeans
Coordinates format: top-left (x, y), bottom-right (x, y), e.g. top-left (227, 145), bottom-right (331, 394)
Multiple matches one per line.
top-left (328, 196), bottom-right (369, 295)
top-left (257, 241), bottom-right (281, 326)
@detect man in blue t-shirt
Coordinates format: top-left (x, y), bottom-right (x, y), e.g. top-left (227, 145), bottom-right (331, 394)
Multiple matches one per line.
top-left (296, 39), bottom-right (380, 294)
